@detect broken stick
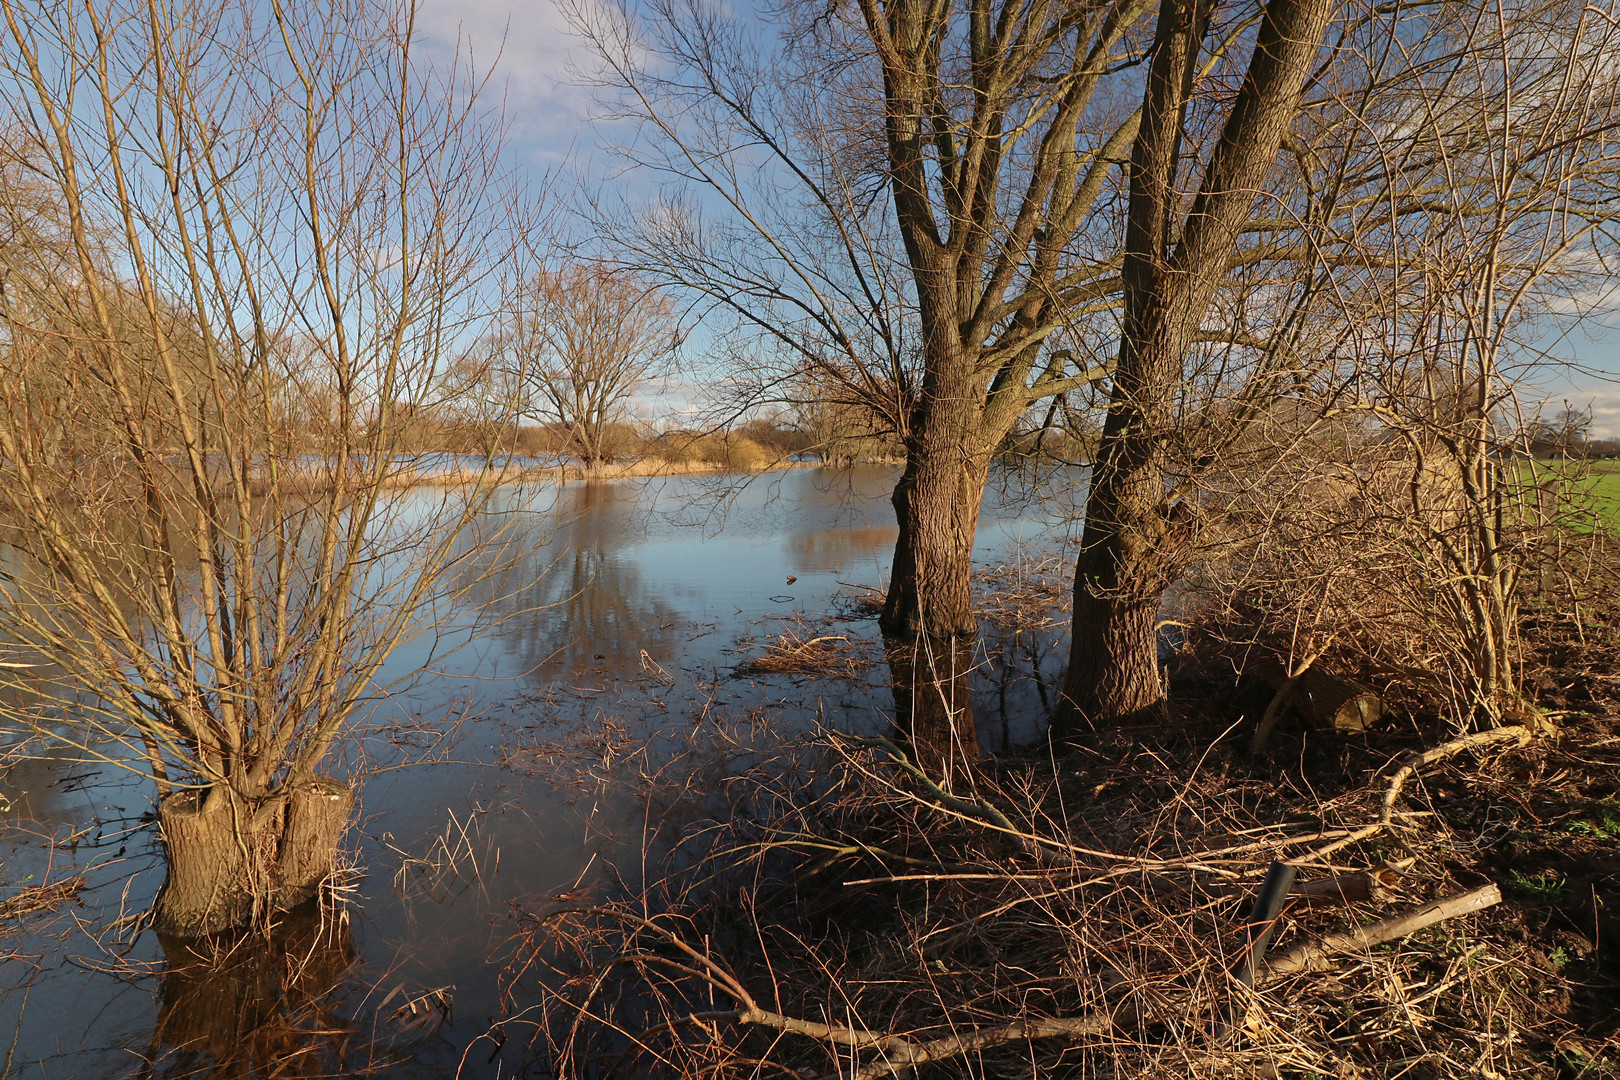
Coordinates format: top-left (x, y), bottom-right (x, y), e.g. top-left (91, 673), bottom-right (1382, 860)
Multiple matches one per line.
top-left (1263, 883), bottom-right (1502, 978)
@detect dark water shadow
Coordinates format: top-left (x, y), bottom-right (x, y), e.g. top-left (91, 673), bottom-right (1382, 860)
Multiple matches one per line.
top-left (136, 903), bottom-right (373, 1079)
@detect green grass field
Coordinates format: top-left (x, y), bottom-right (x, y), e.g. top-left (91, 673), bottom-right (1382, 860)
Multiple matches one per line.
top-left (1587, 460), bottom-right (1620, 528)
top-left (1520, 458), bottom-right (1620, 530)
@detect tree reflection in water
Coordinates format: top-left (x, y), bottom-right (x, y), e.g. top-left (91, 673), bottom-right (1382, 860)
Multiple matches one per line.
top-left (463, 481), bottom-right (682, 683)
top-left (139, 903), bottom-right (372, 1079)
top-left (783, 525), bottom-right (896, 574)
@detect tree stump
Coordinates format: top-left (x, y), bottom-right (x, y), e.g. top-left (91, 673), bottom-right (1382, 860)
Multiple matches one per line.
top-left (279, 777), bottom-right (355, 909)
top-left (1253, 660), bottom-right (1382, 752)
top-left (153, 777), bottom-right (354, 938)
top-left (1293, 669), bottom-right (1381, 732)
top-left (153, 788), bottom-right (283, 938)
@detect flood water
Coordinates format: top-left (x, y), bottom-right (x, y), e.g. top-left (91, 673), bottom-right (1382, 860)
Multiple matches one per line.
top-left (0, 465), bottom-right (1083, 1078)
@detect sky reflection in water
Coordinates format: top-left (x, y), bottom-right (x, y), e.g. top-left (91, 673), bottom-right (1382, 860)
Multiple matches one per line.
top-left (0, 464), bottom-right (1083, 1078)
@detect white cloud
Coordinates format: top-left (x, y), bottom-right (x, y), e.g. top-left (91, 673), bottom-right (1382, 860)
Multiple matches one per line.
top-left (414, 0), bottom-right (602, 160)
top-left (1585, 388), bottom-right (1620, 441)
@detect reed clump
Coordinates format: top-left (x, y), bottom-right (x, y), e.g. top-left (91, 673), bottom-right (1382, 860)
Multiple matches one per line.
top-left (0, 870), bottom-right (87, 932)
top-left (742, 620), bottom-right (876, 678)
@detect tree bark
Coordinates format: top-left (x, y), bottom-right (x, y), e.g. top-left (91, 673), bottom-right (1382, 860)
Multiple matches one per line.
top-left (1060, 445), bottom-right (1192, 733)
top-left (880, 444), bottom-right (990, 641)
top-left (153, 777), bottom-right (354, 938)
top-left (1057, 0), bottom-right (1337, 735)
top-left (154, 788), bottom-right (283, 939)
top-left (878, 262), bottom-right (997, 641)
top-left (278, 777), bottom-right (356, 909)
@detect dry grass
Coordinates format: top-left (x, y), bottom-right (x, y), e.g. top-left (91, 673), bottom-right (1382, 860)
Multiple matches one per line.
top-left (833, 581), bottom-right (887, 620)
top-left (0, 870), bottom-right (86, 932)
top-left (387, 807), bottom-right (500, 905)
top-left (505, 684), bottom-right (1619, 1079)
top-left (739, 616), bottom-right (878, 679)
top-left (975, 552), bottom-right (1072, 631)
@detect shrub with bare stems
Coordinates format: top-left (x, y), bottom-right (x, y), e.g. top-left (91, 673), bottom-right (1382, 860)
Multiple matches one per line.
top-left (1191, 418), bottom-right (1596, 746)
top-left (0, 0), bottom-right (542, 938)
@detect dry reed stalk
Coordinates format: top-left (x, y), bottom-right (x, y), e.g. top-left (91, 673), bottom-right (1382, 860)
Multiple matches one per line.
top-left (741, 620), bottom-right (876, 679)
top-left (0, 871), bottom-right (86, 928)
top-left (973, 555), bottom-right (1072, 632)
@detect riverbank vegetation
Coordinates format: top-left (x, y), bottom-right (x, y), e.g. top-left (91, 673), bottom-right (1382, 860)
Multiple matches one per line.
top-left (494, 0), bottom-right (1620, 1066)
top-left (516, 542), bottom-right (1620, 1080)
top-left (2, 0), bottom-right (1620, 1070)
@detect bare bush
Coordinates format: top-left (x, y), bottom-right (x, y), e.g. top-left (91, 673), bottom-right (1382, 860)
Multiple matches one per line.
top-left (1188, 0), bottom-right (1620, 736)
top-left (511, 725), bottom-right (1555, 1080)
top-left (0, 0), bottom-right (534, 935)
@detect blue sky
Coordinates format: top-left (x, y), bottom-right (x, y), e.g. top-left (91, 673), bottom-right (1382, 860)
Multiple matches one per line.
top-left (416, 0), bottom-right (601, 172)
top-left (415, 0), bottom-right (1620, 436)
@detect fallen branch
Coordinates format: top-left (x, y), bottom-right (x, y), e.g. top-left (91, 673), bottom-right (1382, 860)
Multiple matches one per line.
top-left (1378, 727), bottom-right (1534, 824)
top-left (831, 883), bottom-right (1504, 1080)
top-left (556, 878), bottom-right (1503, 1080)
top-left (1301, 725), bottom-right (1533, 863)
top-left (1293, 867), bottom-right (1401, 907)
top-left (1263, 882), bottom-right (1502, 977)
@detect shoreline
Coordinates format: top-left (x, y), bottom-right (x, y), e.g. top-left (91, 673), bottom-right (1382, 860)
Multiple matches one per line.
top-left (395, 454), bottom-right (828, 488)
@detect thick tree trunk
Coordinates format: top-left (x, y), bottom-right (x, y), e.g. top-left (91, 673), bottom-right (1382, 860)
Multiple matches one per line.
top-left (880, 333), bottom-right (995, 638)
top-left (1056, 0), bottom-right (1337, 738)
top-left (153, 777), bottom-right (354, 938)
top-left (880, 450), bottom-right (988, 640)
top-left (879, 405), bottom-right (992, 773)
top-left (886, 634), bottom-right (980, 776)
top-left (153, 788), bottom-right (282, 939)
top-left (1056, 442), bottom-right (1188, 735)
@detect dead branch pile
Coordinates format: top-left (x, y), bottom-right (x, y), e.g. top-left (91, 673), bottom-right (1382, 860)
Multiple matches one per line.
top-left (507, 716), bottom-right (1598, 1079)
top-left (974, 554), bottom-right (1072, 631)
top-left (0, 870), bottom-right (86, 930)
top-left (741, 620), bottom-right (876, 678)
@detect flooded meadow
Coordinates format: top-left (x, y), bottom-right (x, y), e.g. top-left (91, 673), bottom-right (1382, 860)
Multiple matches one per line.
top-left (0, 465), bottom-right (1083, 1078)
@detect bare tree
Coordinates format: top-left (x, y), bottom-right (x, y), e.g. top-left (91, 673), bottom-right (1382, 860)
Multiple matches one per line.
top-left (488, 263), bottom-right (681, 470)
top-left (0, 0), bottom-right (530, 935)
top-left (1056, 0), bottom-right (1620, 732)
top-left (567, 0), bottom-right (1161, 766)
top-left (568, 0), bottom-right (1620, 750)
top-left (439, 349), bottom-right (525, 464)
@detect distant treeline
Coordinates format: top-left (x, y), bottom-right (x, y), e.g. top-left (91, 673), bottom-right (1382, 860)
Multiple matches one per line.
top-left (383, 413), bottom-right (1100, 467)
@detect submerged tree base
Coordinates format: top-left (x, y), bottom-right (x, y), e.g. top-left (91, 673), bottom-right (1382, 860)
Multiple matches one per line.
top-left (884, 633), bottom-right (981, 777)
top-left (154, 778), bottom-right (354, 939)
